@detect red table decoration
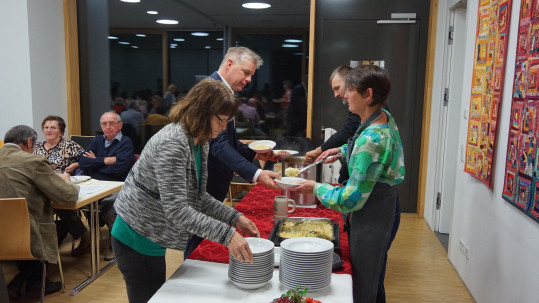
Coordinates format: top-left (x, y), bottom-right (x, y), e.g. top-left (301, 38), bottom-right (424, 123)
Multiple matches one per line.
top-left (188, 184), bottom-right (352, 275)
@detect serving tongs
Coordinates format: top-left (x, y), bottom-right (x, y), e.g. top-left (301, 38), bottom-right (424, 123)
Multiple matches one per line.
top-left (298, 153), bottom-right (342, 175)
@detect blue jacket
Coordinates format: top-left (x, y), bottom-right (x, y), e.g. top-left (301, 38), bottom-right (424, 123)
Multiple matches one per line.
top-left (206, 71), bottom-right (257, 201)
top-left (78, 134), bottom-right (134, 181)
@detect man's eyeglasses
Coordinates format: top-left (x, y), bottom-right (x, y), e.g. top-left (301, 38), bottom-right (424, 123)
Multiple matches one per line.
top-left (215, 114), bottom-right (233, 124)
top-left (100, 121), bottom-right (121, 127)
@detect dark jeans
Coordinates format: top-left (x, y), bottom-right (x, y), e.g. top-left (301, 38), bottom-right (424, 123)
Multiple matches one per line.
top-left (55, 209), bottom-right (87, 242)
top-left (111, 236), bottom-right (166, 303)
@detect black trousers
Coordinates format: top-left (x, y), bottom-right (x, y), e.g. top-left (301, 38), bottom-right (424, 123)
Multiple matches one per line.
top-left (55, 209), bottom-right (87, 241)
top-left (111, 236), bottom-right (166, 303)
top-left (349, 183), bottom-right (397, 303)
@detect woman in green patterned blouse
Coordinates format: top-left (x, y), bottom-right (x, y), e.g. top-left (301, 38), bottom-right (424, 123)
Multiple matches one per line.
top-left (294, 65), bottom-right (405, 303)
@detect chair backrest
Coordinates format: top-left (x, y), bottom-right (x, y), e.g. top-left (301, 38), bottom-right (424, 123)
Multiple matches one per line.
top-left (0, 198), bottom-right (35, 260)
top-left (70, 135), bottom-right (95, 150)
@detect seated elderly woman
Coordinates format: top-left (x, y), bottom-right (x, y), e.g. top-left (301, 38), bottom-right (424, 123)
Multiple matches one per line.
top-left (34, 115), bottom-right (90, 255)
top-left (111, 79), bottom-right (260, 303)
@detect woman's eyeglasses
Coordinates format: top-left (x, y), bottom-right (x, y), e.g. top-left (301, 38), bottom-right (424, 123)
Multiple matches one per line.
top-left (215, 114), bottom-right (233, 124)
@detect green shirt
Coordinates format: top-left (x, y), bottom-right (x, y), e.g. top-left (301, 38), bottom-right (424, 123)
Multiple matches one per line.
top-left (314, 110), bottom-right (405, 213)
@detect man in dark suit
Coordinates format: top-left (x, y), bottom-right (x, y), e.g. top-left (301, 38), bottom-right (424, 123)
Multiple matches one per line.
top-left (184, 47), bottom-right (280, 258)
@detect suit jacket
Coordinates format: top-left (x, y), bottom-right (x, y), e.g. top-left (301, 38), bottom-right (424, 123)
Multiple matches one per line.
top-left (206, 71), bottom-right (257, 201)
top-left (0, 144), bottom-right (79, 263)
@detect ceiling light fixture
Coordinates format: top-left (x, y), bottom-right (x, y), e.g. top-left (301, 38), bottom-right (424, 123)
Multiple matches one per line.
top-left (205, 46), bottom-right (211, 49)
top-left (156, 19), bottom-right (179, 25)
top-left (216, 38), bottom-right (224, 41)
top-left (132, 46), bottom-right (139, 48)
top-left (173, 38), bottom-right (185, 42)
top-left (108, 36), bottom-right (119, 39)
top-left (146, 10), bottom-right (158, 14)
top-left (136, 34), bottom-right (146, 37)
top-left (284, 39), bottom-right (302, 43)
top-left (242, 2), bottom-right (271, 9)
top-left (121, 0), bottom-right (140, 3)
top-left (281, 44), bottom-right (298, 48)
top-left (118, 41), bottom-right (130, 45)
top-left (191, 32), bottom-right (209, 37)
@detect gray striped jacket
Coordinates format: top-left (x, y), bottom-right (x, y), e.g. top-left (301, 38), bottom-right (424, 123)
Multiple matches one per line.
top-left (114, 123), bottom-right (241, 250)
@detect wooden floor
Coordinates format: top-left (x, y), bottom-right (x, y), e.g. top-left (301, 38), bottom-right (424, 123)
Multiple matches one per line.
top-left (2, 213), bottom-right (474, 302)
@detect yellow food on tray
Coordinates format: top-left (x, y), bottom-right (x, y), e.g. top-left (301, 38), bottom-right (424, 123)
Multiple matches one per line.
top-left (279, 220), bottom-right (333, 241)
top-left (285, 167), bottom-right (300, 177)
top-left (252, 144), bottom-right (271, 150)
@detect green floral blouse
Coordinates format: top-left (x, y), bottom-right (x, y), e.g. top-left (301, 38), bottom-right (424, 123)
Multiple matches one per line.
top-left (314, 110), bottom-right (405, 214)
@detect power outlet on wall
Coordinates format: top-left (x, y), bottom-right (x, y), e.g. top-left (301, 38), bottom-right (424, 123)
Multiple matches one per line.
top-left (459, 239), bottom-right (470, 261)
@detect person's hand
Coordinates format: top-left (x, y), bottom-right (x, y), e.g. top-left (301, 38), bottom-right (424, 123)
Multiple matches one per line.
top-left (257, 170), bottom-right (281, 190)
top-left (305, 147), bottom-right (322, 164)
top-left (235, 215), bottom-right (259, 238)
top-left (228, 231), bottom-right (253, 263)
top-left (83, 150), bottom-right (96, 158)
top-left (289, 180), bottom-right (317, 195)
top-left (315, 148), bottom-right (341, 164)
top-left (255, 150), bottom-right (281, 162)
top-left (104, 156), bottom-right (117, 165)
top-left (65, 163), bottom-right (79, 175)
top-left (59, 173), bottom-right (71, 182)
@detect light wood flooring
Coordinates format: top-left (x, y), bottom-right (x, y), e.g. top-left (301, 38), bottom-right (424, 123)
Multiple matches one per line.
top-left (2, 213), bottom-right (474, 302)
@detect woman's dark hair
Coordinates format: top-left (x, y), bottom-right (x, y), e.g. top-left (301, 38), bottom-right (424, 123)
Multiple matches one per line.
top-left (169, 79), bottom-right (238, 144)
top-left (346, 65), bottom-right (391, 107)
top-left (41, 115), bottom-right (67, 136)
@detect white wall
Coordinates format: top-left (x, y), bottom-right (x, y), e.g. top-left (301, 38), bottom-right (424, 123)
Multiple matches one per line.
top-left (427, 0), bottom-right (539, 302)
top-left (0, 0), bottom-right (67, 141)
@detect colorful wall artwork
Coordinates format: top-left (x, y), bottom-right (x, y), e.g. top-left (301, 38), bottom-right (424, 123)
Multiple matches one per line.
top-left (503, 0), bottom-right (539, 223)
top-left (465, 0), bottom-right (512, 186)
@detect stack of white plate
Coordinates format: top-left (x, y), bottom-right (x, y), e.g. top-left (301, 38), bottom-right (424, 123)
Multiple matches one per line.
top-left (279, 237), bottom-right (334, 291)
top-left (228, 238), bottom-right (275, 290)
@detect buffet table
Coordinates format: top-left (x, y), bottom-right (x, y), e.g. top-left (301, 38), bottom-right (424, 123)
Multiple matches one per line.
top-left (188, 184), bottom-right (351, 275)
top-left (150, 185), bottom-right (353, 302)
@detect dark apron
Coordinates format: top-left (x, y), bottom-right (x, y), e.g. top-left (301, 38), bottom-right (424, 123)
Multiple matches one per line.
top-left (349, 183), bottom-right (397, 303)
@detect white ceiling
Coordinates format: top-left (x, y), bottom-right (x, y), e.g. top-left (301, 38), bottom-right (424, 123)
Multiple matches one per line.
top-left (108, 0), bottom-right (311, 30)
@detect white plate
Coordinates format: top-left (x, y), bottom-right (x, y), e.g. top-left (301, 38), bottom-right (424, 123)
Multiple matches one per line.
top-left (281, 237), bottom-right (334, 253)
top-left (274, 247), bottom-right (281, 267)
top-left (231, 280), bottom-right (270, 290)
top-left (248, 140), bottom-right (276, 153)
top-left (275, 177), bottom-right (305, 189)
top-left (70, 175), bottom-right (91, 183)
top-left (272, 150), bottom-right (299, 159)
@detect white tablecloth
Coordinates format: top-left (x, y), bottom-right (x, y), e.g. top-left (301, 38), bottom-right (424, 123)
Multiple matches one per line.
top-left (149, 259), bottom-right (353, 303)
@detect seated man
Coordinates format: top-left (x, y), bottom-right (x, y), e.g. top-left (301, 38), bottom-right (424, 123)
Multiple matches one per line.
top-left (79, 111), bottom-right (134, 260)
top-left (0, 125), bottom-right (79, 299)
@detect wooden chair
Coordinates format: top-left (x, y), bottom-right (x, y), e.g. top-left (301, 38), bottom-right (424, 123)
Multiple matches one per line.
top-left (224, 180), bottom-right (256, 207)
top-left (0, 198), bottom-right (65, 302)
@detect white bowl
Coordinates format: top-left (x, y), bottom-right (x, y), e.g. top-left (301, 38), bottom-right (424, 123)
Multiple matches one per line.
top-left (248, 140), bottom-right (276, 153)
top-left (245, 237), bottom-right (274, 254)
top-left (273, 150), bottom-right (299, 159)
top-left (275, 177), bottom-right (305, 189)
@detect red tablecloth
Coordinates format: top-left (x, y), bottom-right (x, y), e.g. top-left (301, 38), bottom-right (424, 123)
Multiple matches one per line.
top-left (188, 184), bottom-right (352, 275)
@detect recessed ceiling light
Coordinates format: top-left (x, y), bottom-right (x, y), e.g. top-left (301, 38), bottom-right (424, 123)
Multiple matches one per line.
top-left (293, 52), bottom-right (304, 55)
top-left (191, 32), bottom-right (209, 37)
top-left (216, 38), bottom-right (224, 41)
top-left (170, 43), bottom-right (178, 47)
top-left (242, 2), bottom-right (271, 9)
top-left (173, 38), bottom-right (185, 42)
top-left (156, 19), bottom-right (179, 25)
top-left (146, 10), bottom-right (158, 15)
top-left (135, 34), bottom-right (146, 37)
top-left (285, 39), bottom-right (302, 43)
top-left (108, 36), bottom-right (119, 39)
top-left (170, 45), bottom-right (176, 49)
top-left (132, 46), bottom-right (139, 48)
top-left (121, 0), bottom-right (140, 3)
top-left (118, 42), bottom-right (130, 45)
top-left (205, 46), bottom-right (211, 49)
top-left (282, 44), bottom-right (298, 48)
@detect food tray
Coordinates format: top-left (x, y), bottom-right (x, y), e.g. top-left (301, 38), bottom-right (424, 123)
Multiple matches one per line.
top-left (268, 217), bottom-right (340, 250)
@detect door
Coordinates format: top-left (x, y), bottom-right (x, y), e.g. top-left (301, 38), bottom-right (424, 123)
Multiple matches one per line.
top-left (435, 5), bottom-right (467, 233)
top-left (315, 19), bottom-right (422, 212)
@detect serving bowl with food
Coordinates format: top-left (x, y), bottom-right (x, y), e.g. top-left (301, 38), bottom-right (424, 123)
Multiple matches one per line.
top-left (248, 140), bottom-right (276, 153)
top-left (275, 177), bottom-right (305, 189)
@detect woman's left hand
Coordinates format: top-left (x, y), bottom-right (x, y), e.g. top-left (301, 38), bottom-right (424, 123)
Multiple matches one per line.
top-left (235, 215), bottom-right (260, 237)
top-left (290, 180), bottom-right (317, 195)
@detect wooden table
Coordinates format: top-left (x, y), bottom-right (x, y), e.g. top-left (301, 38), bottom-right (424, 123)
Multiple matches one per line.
top-left (54, 180), bottom-right (123, 295)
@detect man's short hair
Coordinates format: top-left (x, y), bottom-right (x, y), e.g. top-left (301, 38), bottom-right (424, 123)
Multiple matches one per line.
top-left (101, 111), bottom-right (122, 122)
top-left (329, 66), bottom-right (352, 84)
top-left (220, 47), bottom-right (263, 69)
top-left (4, 125), bottom-right (38, 147)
